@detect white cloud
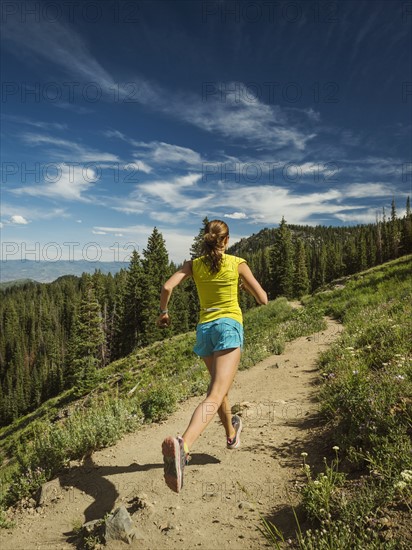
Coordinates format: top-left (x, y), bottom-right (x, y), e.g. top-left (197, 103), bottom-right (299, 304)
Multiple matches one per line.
top-left (106, 131), bottom-right (204, 169)
top-left (2, 12), bottom-right (317, 152)
top-left (164, 85), bottom-right (316, 151)
top-left (132, 141), bottom-right (203, 166)
top-left (224, 212), bottom-right (248, 219)
top-left (21, 133), bottom-right (120, 163)
top-left (2, 203), bottom-right (69, 221)
top-left (133, 173), bottom-right (380, 225)
top-left (92, 223), bottom-right (195, 263)
top-left (92, 230), bottom-right (107, 235)
top-left (1, 12), bottom-right (116, 92)
top-left (343, 183), bottom-right (395, 199)
top-left (334, 209), bottom-right (384, 224)
top-left (12, 163), bottom-right (96, 201)
top-left (137, 173), bottom-right (213, 211)
top-left (3, 114), bottom-right (68, 131)
top-left (149, 211), bottom-right (189, 224)
top-left (10, 215), bottom-right (29, 224)
top-left (128, 161), bottom-right (152, 174)
top-left (108, 196), bottom-right (147, 214)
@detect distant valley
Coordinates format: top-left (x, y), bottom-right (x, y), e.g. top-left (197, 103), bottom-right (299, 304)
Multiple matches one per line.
top-left (0, 260), bottom-right (129, 284)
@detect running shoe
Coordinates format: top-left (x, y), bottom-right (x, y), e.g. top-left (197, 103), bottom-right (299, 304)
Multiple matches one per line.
top-left (162, 436), bottom-right (189, 493)
top-left (227, 415), bottom-right (242, 449)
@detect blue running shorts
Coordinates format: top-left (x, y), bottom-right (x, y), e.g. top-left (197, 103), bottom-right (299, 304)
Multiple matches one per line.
top-left (193, 317), bottom-right (244, 357)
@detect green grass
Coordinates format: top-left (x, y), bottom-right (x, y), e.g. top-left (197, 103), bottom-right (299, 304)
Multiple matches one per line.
top-left (0, 297), bottom-right (325, 517)
top-left (262, 255), bottom-right (412, 549)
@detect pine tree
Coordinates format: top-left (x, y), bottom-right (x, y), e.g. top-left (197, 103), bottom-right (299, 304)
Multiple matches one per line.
top-left (381, 207), bottom-right (390, 261)
top-left (294, 239), bottom-right (310, 298)
top-left (190, 217), bottom-right (209, 259)
top-left (66, 274), bottom-right (105, 391)
top-left (121, 250), bottom-right (144, 354)
top-left (140, 228), bottom-right (171, 345)
top-left (269, 217), bottom-right (294, 298)
top-left (401, 196), bottom-right (412, 254)
top-left (375, 212), bottom-right (383, 264)
top-left (356, 228), bottom-right (367, 272)
top-left (312, 242), bottom-right (327, 289)
top-left (389, 198), bottom-right (401, 259)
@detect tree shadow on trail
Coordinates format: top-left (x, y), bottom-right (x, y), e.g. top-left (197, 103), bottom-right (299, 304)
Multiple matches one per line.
top-left (60, 452), bottom-right (220, 525)
top-left (59, 456), bottom-right (158, 524)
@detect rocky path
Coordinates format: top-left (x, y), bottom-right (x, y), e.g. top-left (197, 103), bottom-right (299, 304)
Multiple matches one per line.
top-left (0, 317), bottom-right (343, 550)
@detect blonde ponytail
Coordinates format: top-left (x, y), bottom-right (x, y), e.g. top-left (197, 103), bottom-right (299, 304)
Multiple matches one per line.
top-left (202, 220), bottom-right (229, 273)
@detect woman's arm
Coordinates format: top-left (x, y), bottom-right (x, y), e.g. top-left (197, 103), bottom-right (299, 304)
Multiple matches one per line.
top-left (157, 260), bottom-right (192, 327)
top-left (238, 262), bottom-right (268, 305)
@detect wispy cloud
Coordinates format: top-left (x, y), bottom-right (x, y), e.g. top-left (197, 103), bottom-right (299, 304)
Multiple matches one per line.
top-left (2, 12), bottom-right (318, 152)
top-left (1, 9), bottom-right (116, 90)
top-left (92, 223), bottom-right (195, 262)
top-left (2, 114), bottom-right (68, 131)
top-left (132, 172), bottom-right (398, 225)
top-left (136, 173), bottom-right (214, 211)
top-left (20, 133), bottom-right (120, 163)
top-left (1, 203), bottom-right (68, 222)
top-left (11, 164), bottom-right (96, 201)
top-left (343, 183), bottom-right (396, 199)
top-left (105, 131), bottom-right (204, 169)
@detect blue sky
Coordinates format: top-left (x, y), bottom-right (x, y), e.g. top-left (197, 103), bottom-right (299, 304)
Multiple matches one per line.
top-left (1, 0), bottom-right (411, 263)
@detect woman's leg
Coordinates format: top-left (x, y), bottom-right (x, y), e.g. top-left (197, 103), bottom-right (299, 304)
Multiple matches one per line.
top-left (203, 355), bottom-right (236, 440)
top-left (182, 347), bottom-right (240, 449)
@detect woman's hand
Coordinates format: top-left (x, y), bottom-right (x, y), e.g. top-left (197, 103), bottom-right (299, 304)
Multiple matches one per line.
top-left (157, 312), bottom-right (171, 328)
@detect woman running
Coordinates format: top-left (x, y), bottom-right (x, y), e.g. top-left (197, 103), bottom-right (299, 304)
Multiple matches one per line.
top-left (157, 219), bottom-right (268, 493)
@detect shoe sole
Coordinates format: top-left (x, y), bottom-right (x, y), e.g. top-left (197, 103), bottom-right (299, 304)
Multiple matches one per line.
top-left (227, 418), bottom-right (242, 449)
top-left (162, 436), bottom-right (183, 493)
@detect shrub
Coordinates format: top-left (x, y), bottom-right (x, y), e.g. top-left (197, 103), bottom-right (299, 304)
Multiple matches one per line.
top-left (140, 386), bottom-right (177, 422)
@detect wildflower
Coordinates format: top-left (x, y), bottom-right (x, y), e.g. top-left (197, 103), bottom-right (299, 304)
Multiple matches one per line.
top-left (400, 470), bottom-right (412, 482)
top-left (394, 375), bottom-right (405, 381)
top-left (332, 446), bottom-right (339, 451)
top-left (352, 370), bottom-right (359, 375)
top-left (395, 481), bottom-right (407, 491)
top-left (301, 452), bottom-right (308, 458)
top-left (314, 480), bottom-right (320, 485)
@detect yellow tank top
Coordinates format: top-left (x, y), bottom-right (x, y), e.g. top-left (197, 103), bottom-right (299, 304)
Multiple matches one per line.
top-left (192, 254), bottom-right (246, 324)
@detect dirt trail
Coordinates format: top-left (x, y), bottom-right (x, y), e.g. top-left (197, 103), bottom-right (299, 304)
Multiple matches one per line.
top-left (1, 317), bottom-right (343, 550)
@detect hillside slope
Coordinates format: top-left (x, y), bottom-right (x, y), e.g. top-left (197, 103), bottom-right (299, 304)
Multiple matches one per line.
top-left (0, 317), bottom-right (342, 549)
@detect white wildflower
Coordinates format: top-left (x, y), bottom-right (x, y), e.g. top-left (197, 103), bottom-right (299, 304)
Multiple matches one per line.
top-left (400, 470), bottom-right (412, 482)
